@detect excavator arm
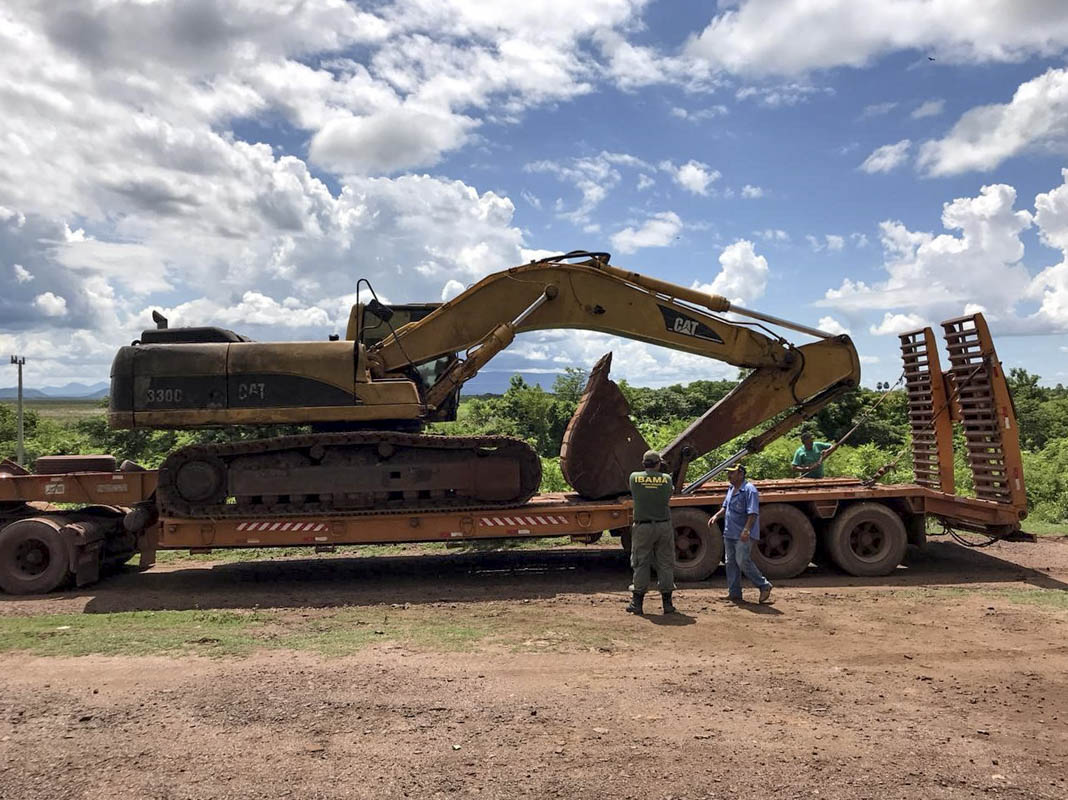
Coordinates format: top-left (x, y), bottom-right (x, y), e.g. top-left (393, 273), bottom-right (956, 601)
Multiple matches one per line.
top-left (371, 252), bottom-right (861, 497)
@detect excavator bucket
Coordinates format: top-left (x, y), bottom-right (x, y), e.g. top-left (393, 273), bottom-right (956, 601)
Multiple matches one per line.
top-left (560, 353), bottom-right (650, 498)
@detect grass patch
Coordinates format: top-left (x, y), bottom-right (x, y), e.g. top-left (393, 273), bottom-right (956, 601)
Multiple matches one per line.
top-left (0, 398), bottom-right (104, 422)
top-left (0, 604), bottom-right (627, 659)
top-left (1020, 519), bottom-right (1067, 537)
top-left (925, 517), bottom-right (1066, 538)
top-left (903, 586), bottom-right (1068, 611)
top-left (0, 610), bottom-right (269, 657)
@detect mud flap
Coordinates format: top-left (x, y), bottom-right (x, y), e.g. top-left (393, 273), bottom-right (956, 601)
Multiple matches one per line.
top-left (559, 353), bottom-right (650, 499)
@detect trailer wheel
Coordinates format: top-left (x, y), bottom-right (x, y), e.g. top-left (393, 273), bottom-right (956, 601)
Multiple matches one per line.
top-left (0, 518), bottom-right (71, 595)
top-left (672, 508), bottom-right (723, 582)
top-left (615, 527), bottom-right (632, 554)
top-left (827, 502), bottom-right (908, 577)
top-left (751, 503), bottom-right (817, 579)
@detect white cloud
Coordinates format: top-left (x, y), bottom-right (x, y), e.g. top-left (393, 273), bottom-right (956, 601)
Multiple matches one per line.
top-left (154, 292), bottom-right (332, 329)
top-left (756, 228), bottom-right (790, 242)
top-left (309, 107), bottom-right (476, 175)
top-left (817, 316), bottom-right (850, 336)
top-left (692, 240), bottom-right (769, 306)
top-left (610, 211), bottom-right (683, 254)
top-left (917, 68), bottom-right (1068, 176)
top-left (507, 328), bottom-right (739, 387)
top-left (1027, 168), bottom-right (1068, 331)
top-left (859, 355), bottom-right (880, 364)
top-left (637, 174), bottom-right (655, 191)
top-left (860, 140), bottom-right (912, 173)
top-left (670, 104), bottom-right (729, 121)
top-left (660, 159), bottom-right (721, 196)
top-left (519, 247), bottom-right (559, 263)
top-left (741, 184), bottom-right (764, 199)
top-left (686, 1), bottom-right (1068, 76)
top-left (735, 83), bottom-right (833, 107)
top-left (526, 151), bottom-right (651, 225)
top-left (593, 29), bottom-right (718, 92)
top-left (869, 312), bottom-right (926, 336)
top-left (818, 181), bottom-right (1068, 333)
top-left (851, 232), bottom-right (870, 247)
top-left (441, 279), bottom-right (466, 301)
top-left (12, 264), bottom-right (32, 283)
top-left (807, 234), bottom-right (846, 252)
top-left (34, 292), bottom-right (68, 317)
top-left (861, 101), bottom-right (898, 118)
top-left (5, 0), bottom-right (744, 384)
top-left (911, 99), bottom-right (945, 119)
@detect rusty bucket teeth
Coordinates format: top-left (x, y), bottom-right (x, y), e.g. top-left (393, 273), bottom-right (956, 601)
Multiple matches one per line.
top-left (560, 352), bottom-right (651, 499)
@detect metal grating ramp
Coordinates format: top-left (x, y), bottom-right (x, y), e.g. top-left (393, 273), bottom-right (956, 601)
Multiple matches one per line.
top-left (899, 326), bottom-right (954, 493)
top-left (941, 315), bottom-right (1017, 505)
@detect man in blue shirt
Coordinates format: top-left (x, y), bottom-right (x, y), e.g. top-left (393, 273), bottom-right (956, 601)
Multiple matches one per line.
top-left (709, 464), bottom-right (772, 604)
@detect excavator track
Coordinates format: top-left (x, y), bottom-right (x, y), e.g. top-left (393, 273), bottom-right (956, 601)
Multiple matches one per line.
top-left (157, 431), bottom-right (542, 519)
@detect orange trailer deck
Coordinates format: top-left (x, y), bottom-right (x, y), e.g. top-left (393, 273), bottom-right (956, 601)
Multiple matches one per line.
top-left (148, 477), bottom-right (1023, 552)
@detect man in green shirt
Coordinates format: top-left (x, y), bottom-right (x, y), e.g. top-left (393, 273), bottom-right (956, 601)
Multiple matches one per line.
top-left (626, 449), bottom-right (676, 616)
top-left (792, 431), bottom-right (833, 478)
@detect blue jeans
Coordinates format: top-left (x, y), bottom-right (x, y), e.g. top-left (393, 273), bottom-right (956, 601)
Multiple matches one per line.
top-left (724, 537), bottom-right (771, 598)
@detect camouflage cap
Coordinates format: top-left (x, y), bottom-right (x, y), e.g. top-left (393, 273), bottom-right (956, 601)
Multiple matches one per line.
top-left (642, 449), bottom-right (661, 466)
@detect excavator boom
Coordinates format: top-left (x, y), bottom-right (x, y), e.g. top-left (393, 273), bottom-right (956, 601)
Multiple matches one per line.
top-left (374, 252), bottom-right (861, 496)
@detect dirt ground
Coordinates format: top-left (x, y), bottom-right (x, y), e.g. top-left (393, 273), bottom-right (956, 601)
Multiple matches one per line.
top-left (1, 537), bottom-right (1066, 800)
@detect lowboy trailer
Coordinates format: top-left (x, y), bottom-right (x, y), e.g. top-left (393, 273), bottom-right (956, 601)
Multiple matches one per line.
top-left (0, 314), bottom-right (1029, 594)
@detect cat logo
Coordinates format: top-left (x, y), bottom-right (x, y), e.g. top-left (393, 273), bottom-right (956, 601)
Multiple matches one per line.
top-left (657, 305), bottom-right (725, 344)
top-left (674, 317), bottom-right (699, 336)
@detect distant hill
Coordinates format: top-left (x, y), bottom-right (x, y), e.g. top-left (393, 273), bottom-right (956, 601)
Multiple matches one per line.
top-left (0, 373), bottom-right (551, 401)
top-left (461, 371), bottom-right (560, 396)
top-left (0, 381), bottom-right (109, 399)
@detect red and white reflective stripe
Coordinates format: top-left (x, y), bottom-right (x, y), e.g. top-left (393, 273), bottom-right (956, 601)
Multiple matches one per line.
top-left (479, 514), bottom-right (568, 527)
top-left (235, 521), bottom-right (328, 532)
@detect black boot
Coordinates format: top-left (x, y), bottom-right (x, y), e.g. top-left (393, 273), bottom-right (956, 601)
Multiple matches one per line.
top-left (625, 592), bottom-right (645, 615)
top-left (661, 592), bottom-right (677, 614)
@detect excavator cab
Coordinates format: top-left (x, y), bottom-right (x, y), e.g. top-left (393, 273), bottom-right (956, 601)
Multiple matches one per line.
top-left (347, 301), bottom-right (461, 421)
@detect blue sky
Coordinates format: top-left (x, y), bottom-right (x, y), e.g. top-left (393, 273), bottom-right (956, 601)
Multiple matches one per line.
top-left (2, 0), bottom-right (1068, 391)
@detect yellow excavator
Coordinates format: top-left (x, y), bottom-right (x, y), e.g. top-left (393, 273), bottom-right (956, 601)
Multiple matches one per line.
top-left (108, 251), bottom-right (861, 517)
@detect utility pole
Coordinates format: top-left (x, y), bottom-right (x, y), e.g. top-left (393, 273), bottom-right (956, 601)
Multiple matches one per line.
top-left (9, 356), bottom-right (25, 466)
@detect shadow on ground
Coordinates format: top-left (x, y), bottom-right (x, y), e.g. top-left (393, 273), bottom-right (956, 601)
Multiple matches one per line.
top-left (0, 538), bottom-right (1061, 614)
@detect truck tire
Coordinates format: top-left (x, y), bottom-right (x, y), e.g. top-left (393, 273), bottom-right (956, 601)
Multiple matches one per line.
top-left (751, 503), bottom-right (817, 579)
top-left (826, 502), bottom-right (908, 577)
top-left (672, 508), bottom-right (723, 582)
top-left (615, 527), bottom-right (632, 554)
top-left (0, 517), bottom-right (71, 595)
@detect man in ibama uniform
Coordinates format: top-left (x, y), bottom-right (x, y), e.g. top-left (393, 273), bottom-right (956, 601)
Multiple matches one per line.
top-left (626, 449), bottom-right (676, 616)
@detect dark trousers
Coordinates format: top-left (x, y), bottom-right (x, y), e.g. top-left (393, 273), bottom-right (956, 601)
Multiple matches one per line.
top-left (629, 520), bottom-right (674, 593)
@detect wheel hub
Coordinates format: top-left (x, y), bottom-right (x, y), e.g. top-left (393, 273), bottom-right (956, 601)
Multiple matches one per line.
top-left (850, 522), bottom-right (887, 560)
top-left (14, 539), bottom-right (50, 577)
top-left (760, 523), bottom-right (791, 560)
top-left (675, 527), bottom-right (703, 563)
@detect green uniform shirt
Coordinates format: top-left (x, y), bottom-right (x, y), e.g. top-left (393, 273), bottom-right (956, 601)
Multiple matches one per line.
top-left (792, 442), bottom-right (832, 478)
top-left (629, 470), bottom-right (673, 522)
